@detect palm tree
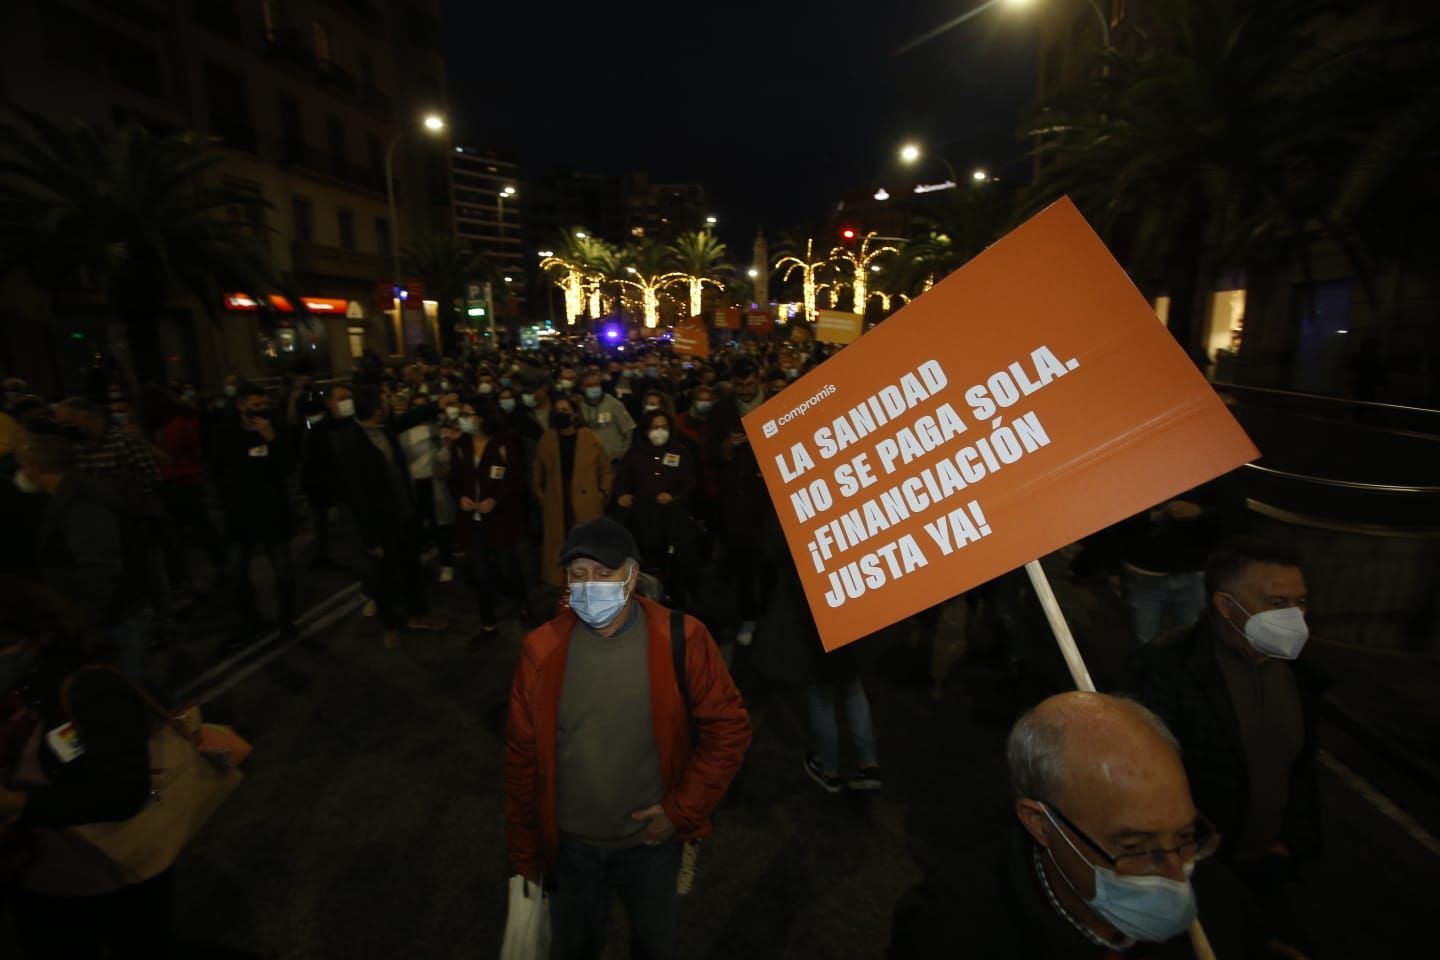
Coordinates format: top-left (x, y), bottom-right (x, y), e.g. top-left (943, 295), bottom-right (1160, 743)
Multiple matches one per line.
top-left (0, 110), bottom-right (281, 383)
top-left (614, 240), bottom-right (687, 329)
top-left (668, 229), bottom-right (731, 317)
top-left (402, 235), bottom-right (496, 351)
top-left (893, 183), bottom-right (1014, 297)
top-left (1023, 0), bottom-right (1378, 362)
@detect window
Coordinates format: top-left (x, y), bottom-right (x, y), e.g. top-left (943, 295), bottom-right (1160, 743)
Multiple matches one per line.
top-left (366, 133), bottom-right (382, 174)
top-left (358, 51), bottom-right (375, 91)
top-left (326, 114), bottom-right (346, 177)
top-left (374, 217), bottom-right (391, 256)
top-left (292, 196), bottom-right (314, 244)
top-left (202, 59), bottom-right (254, 152)
top-left (337, 209), bottom-right (355, 251)
top-left (223, 178), bottom-right (266, 236)
top-left (278, 95), bottom-right (302, 158)
top-left (312, 20), bottom-right (331, 62)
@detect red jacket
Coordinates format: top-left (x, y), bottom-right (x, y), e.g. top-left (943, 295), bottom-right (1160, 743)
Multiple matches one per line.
top-left (504, 596), bottom-right (751, 878)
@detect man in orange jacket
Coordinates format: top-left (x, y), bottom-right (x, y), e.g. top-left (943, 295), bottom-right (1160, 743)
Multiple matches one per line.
top-left (505, 517), bottom-right (751, 960)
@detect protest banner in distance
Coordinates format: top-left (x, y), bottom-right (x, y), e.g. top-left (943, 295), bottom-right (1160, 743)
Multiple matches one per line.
top-left (673, 316), bottom-right (710, 357)
top-left (715, 306), bottom-right (741, 330)
top-left (746, 310), bottom-right (774, 334)
top-left (815, 309), bottom-right (864, 345)
top-left (742, 198), bottom-right (1259, 652)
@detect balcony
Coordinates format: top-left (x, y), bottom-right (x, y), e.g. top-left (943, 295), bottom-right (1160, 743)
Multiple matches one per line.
top-left (292, 242), bottom-right (384, 282)
top-left (275, 140), bottom-right (387, 195)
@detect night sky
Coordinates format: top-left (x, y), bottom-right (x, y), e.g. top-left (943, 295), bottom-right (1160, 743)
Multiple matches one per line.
top-left (441, 0), bottom-right (1037, 248)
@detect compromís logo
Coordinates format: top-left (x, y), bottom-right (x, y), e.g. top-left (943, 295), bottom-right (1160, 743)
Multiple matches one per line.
top-left (769, 385), bottom-right (838, 436)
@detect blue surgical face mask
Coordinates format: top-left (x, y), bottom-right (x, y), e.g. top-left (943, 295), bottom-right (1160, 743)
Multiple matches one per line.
top-left (584, 386), bottom-right (603, 402)
top-left (692, 400), bottom-right (713, 416)
top-left (568, 568), bottom-right (632, 629)
top-left (1042, 806), bottom-right (1198, 943)
top-left (499, 398), bottom-right (516, 413)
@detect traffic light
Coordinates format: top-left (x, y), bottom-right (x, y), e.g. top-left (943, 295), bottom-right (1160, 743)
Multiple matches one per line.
top-left (840, 227), bottom-right (857, 241)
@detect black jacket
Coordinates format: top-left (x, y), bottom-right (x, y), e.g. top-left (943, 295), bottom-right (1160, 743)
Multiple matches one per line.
top-left (37, 474), bottom-right (133, 627)
top-left (890, 827), bottom-right (1263, 959)
top-left (332, 406), bottom-right (437, 550)
top-left (299, 415), bottom-right (346, 502)
top-left (215, 417), bottom-right (294, 544)
top-left (16, 665), bottom-right (150, 829)
top-left (705, 392), bottom-right (770, 548)
top-left (1130, 621), bottom-right (1325, 862)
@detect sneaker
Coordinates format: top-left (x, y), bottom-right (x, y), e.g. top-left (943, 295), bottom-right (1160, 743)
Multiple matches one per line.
top-left (361, 598), bottom-right (377, 618)
top-left (802, 753), bottom-right (843, 795)
top-left (438, 565), bottom-right (454, 583)
top-left (736, 620), bottom-right (756, 647)
top-left (849, 766), bottom-right (883, 792)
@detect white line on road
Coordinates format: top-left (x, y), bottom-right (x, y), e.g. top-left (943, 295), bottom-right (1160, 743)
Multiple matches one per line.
top-left (1320, 748), bottom-right (1440, 858)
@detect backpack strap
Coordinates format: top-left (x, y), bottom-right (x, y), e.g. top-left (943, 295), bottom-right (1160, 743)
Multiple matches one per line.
top-left (670, 609), bottom-right (697, 746)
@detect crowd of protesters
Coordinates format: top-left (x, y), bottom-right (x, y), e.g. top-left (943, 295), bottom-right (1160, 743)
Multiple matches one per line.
top-left (0, 332), bottom-right (1325, 958)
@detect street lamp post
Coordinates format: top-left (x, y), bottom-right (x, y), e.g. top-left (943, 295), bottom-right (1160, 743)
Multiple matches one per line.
top-left (495, 185), bottom-right (516, 334)
top-left (384, 113), bottom-right (446, 334)
top-left (898, 142), bottom-right (958, 185)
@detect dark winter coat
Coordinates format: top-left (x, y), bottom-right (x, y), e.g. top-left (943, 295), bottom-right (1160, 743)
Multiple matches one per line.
top-left (215, 417), bottom-right (294, 544)
top-left (446, 432), bottom-right (526, 549)
top-left (1130, 620), bottom-right (1325, 862)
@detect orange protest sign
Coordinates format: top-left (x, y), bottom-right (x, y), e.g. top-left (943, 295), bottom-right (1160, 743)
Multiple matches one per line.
top-left (742, 198), bottom-right (1258, 652)
top-left (715, 306), bottom-right (741, 330)
top-left (815, 309), bottom-right (863, 345)
top-left (673, 316), bottom-right (710, 357)
top-left (746, 311), bottom-right (774, 334)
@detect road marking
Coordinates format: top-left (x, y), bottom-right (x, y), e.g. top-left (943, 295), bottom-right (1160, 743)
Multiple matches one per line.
top-left (1319, 749), bottom-right (1440, 858)
top-left (190, 592), bottom-right (368, 705)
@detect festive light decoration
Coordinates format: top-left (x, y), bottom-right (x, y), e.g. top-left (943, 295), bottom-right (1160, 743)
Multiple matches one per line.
top-left (830, 232), bottom-right (900, 316)
top-left (584, 274), bottom-right (607, 320)
top-left (775, 239), bottom-right (829, 323)
top-left (617, 268), bottom-right (689, 328)
top-left (684, 276), bottom-right (724, 318)
top-left (815, 282), bottom-right (841, 309)
top-left (540, 256), bottom-right (585, 324)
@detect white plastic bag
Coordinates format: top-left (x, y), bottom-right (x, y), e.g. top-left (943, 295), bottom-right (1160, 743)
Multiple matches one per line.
top-left (499, 874), bottom-right (551, 960)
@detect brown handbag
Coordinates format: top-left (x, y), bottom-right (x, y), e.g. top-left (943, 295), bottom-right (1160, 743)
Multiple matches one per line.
top-left (60, 666), bottom-right (243, 887)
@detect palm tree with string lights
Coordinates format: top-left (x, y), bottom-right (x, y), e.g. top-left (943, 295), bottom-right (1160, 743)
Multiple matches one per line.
top-left (668, 229), bottom-right (730, 317)
top-left (830, 232), bottom-right (900, 316)
top-left (614, 239), bottom-right (687, 329)
top-left (774, 238), bottom-right (832, 324)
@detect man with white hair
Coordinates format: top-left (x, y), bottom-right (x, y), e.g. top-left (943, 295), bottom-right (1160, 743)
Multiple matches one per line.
top-left (892, 691), bottom-right (1260, 958)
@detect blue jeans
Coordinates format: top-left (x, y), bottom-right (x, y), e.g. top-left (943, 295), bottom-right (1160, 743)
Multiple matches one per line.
top-left (806, 682), bottom-right (879, 775)
top-left (1123, 568), bottom-right (1206, 645)
top-left (550, 835), bottom-right (682, 960)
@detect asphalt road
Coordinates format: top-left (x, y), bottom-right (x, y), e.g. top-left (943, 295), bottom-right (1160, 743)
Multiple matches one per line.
top-left (4, 539), bottom-right (1436, 958)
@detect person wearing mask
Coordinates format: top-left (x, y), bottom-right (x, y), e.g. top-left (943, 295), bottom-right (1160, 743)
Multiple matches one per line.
top-left (446, 403), bottom-right (527, 638)
top-left (477, 369), bottom-right (499, 399)
top-left (53, 398), bottom-right (160, 502)
top-left (0, 578), bottom-right (161, 958)
top-left (1133, 539), bottom-right (1321, 955)
top-left (504, 518), bottom-right (752, 960)
top-left (519, 372), bottom-right (554, 435)
top-left (532, 396), bottom-right (611, 590)
top-left (138, 385), bottom-right (226, 592)
top-left (296, 386), bottom-right (351, 571)
top-left (639, 389), bottom-right (674, 422)
top-left (674, 384), bottom-right (719, 536)
top-left (332, 384), bottom-right (451, 648)
top-left (708, 358), bottom-right (769, 646)
top-left (15, 429), bottom-right (147, 681)
top-left (556, 366), bottom-right (578, 394)
top-left (891, 691), bottom-right (1261, 957)
top-left (577, 369), bottom-right (635, 464)
top-left (613, 411), bottom-right (697, 602)
top-left (1119, 484), bottom-right (1225, 646)
top-left (213, 383), bottom-right (299, 645)
top-left (398, 393), bottom-right (455, 583)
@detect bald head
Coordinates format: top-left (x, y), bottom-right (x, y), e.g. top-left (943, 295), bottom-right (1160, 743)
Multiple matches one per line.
top-left (1009, 692), bottom-right (1185, 811)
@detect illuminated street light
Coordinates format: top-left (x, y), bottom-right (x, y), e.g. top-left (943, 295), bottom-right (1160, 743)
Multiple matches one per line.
top-left (874, 188), bottom-right (891, 201)
top-left (385, 113), bottom-right (448, 320)
top-left (537, 249), bottom-right (554, 258)
top-left (898, 141), bottom-right (958, 185)
top-left (871, 265), bottom-right (881, 273)
top-left (575, 231), bottom-right (587, 239)
top-left (747, 267), bottom-right (759, 278)
top-left (503, 276), bottom-right (513, 283)
top-left (972, 169), bottom-right (989, 182)
top-left (705, 216), bottom-right (717, 225)
top-left (501, 185), bottom-right (516, 198)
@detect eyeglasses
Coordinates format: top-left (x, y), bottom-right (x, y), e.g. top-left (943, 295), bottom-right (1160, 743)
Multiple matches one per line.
top-left (1044, 804), bottom-right (1220, 874)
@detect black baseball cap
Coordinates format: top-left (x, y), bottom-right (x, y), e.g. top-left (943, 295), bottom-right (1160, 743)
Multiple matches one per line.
top-left (559, 517), bottom-right (641, 569)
